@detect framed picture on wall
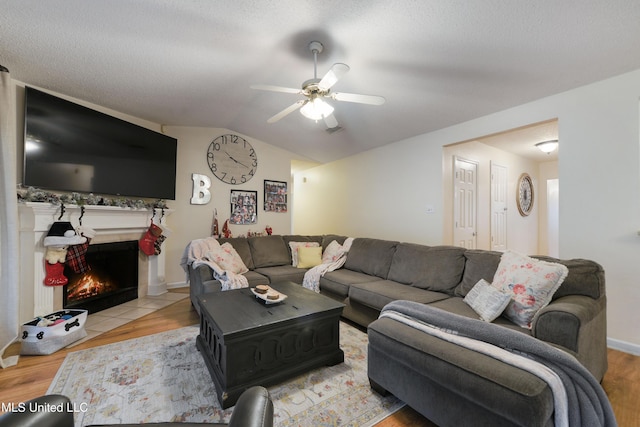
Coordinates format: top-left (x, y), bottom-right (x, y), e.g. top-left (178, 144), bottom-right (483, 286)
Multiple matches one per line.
top-left (230, 190), bottom-right (257, 224)
top-left (264, 180), bottom-right (288, 212)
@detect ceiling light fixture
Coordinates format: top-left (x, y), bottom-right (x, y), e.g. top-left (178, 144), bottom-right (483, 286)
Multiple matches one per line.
top-left (300, 97), bottom-right (334, 121)
top-left (535, 139), bottom-right (559, 154)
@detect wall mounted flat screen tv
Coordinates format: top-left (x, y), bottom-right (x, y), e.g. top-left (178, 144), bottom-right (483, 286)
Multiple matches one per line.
top-left (23, 86), bottom-right (177, 200)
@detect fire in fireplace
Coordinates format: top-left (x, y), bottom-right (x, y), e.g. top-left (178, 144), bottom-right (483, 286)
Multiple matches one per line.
top-left (63, 240), bottom-right (139, 314)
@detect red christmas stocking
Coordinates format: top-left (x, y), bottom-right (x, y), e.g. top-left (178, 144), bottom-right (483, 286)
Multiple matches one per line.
top-left (44, 261), bottom-right (68, 286)
top-left (139, 222), bottom-right (162, 256)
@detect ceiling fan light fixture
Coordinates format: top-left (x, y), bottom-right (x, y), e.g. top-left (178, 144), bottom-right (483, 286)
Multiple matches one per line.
top-left (300, 98), bottom-right (334, 121)
top-left (535, 139), bottom-right (559, 153)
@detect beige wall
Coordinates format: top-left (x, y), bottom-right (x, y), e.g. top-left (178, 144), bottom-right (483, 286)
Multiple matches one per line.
top-left (162, 126), bottom-right (309, 285)
top-left (293, 69), bottom-right (640, 353)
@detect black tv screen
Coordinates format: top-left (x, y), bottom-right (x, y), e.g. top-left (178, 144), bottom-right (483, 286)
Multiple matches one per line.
top-left (23, 87), bottom-right (177, 200)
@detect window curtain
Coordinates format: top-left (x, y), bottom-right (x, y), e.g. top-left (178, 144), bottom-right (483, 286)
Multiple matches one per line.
top-left (0, 65), bottom-right (20, 368)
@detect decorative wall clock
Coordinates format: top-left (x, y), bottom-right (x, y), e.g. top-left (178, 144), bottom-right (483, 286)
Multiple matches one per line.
top-left (207, 134), bottom-right (258, 184)
top-left (517, 173), bottom-right (534, 216)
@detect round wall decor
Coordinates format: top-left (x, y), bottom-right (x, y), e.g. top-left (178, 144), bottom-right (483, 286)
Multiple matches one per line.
top-left (207, 134), bottom-right (258, 184)
top-left (517, 173), bottom-right (534, 216)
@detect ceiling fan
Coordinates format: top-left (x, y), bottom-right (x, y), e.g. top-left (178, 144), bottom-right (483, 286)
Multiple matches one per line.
top-left (251, 41), bottom-right (386, 129)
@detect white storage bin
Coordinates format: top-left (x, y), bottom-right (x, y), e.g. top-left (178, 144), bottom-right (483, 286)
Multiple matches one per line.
top-left (20, 309), bottom-right (88, 355)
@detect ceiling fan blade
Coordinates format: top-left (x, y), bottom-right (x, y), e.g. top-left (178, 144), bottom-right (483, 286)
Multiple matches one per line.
top-left (324, 113), bottom-right (339, 129)
top-left (318, 63), bottom-right (350, 90)
top-left (251, 84), bottom-right (302, 94)
top-left (331, 92), bottom-right (386, 105)
top-left (267, 100), bottom-right (306, 123)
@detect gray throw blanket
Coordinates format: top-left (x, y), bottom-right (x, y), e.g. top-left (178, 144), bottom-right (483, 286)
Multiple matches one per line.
top-left (380, 301), bottom-right (617, 427)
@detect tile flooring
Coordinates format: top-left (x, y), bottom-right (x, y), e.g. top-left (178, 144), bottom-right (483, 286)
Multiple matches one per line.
top-left (75, 291), bottom-right (189, 345)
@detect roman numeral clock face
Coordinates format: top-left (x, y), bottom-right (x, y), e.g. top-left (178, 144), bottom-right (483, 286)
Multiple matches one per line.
top-left (207, 134), bottom-right (258, 184)
top-left (517, 173), bottom-right (534, 216)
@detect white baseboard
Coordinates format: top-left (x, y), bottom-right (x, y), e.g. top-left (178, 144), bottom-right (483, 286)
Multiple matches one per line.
top-left (147, 282), bottom-right (168, 296)
top-left (167, 281), bottom-right (188, 289)
top-left (607, 337), bottom-right (640, 356)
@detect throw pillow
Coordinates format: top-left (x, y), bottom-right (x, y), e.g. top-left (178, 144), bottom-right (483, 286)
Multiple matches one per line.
top-left (289, 241), bottom-right (320, 267)
top-left (492, 251), bottom-right (568, 329)
top-left (463, 279), bottom-right (511, 322)
top-left (322, 240), bottom-right (347, 263)
top-left (206, 242), bottom-right (249, 274)
top-left (297, 246), bottom-right (323, 268)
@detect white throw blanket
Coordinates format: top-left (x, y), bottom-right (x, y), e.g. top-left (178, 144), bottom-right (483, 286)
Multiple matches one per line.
top-left (180, 237), bottom-right (248, 291)
top-left (302, 238), bottom-right (354, 292)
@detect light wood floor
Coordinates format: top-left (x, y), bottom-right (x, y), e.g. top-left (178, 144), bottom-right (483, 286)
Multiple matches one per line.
top-left (1, 288), bottom-right (639, 426)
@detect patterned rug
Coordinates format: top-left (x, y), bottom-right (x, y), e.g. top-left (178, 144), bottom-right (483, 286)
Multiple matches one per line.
top-left (48, 322), bottom-right (404, 426)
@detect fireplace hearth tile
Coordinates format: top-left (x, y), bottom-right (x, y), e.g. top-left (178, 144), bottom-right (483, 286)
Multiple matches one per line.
top-left (117, 308), bottom-right (156, 320)
top-left (65, 290), bottom-right (190, 348)
top-left (121, 299), bottom-right (177, 310)
top-left (84, 315), bottom-right (131, 332)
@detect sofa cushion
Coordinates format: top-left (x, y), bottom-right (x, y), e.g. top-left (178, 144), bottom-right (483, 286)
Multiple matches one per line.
top-left (367, 317), bottom-right (552, 425)
top-left (387, 244), bottom-right (465, 293)
top-left (492, 251), bottom-right (568, 329)
top-left (217, 237), bottom-right (254, 270)
top-left (454, 249), bottom-right (503, 297)
top-left (344, 238), bottom-right (398, 279)
top-left (253, 265), bottom-right (307, 283)
top-left (248, 235), bottom-right (290, 268)
top-left (320, 269), bottom-right (383, 297)
top-left (243, 270), bottom-right (270, 286)
top-left (349, 280), bottom-right (450, 311)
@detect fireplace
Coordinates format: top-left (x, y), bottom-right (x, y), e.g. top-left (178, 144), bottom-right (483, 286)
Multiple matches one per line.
top-left (19, 203), bottom-right (171, 321)
top-left (63, 240), bottom-right (139, 314)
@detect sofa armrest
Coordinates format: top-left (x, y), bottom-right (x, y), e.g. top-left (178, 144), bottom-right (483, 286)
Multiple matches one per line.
top-left (0, 395), bottom-right (74, 427)
top-left (188, 264), bottom-right (221, 314)
top-left (532, 294), bottom-right (608, 381)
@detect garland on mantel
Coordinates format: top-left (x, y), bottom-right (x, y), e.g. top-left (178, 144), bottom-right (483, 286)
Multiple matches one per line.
top-left (17, 186), bottom-right (169, 210)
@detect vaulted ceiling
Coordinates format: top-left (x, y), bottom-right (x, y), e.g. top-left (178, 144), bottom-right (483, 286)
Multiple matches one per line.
top-left (2, 1), bottom-right (640, 163)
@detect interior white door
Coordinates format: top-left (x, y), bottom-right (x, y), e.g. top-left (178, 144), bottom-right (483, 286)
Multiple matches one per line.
top-left (547, 179), bottom-right (560, 257)
top-left (490, 162), bottom-right (508, 251)
top-left (453, 157), bottom-right (478, 249)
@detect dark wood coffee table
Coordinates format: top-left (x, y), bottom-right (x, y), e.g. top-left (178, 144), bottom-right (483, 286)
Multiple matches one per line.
top-left (195, 281), bottom-right (345, 408)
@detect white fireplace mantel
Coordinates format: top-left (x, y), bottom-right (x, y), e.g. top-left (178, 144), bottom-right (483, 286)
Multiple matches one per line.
top-left (18, 202), bottom-right (172, 321)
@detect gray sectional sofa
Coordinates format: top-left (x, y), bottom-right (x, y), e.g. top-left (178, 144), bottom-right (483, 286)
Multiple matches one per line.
top-left (187, 234), bottom-right (608, 426)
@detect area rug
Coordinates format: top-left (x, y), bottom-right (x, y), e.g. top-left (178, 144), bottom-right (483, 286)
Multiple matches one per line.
top-left (48, 322), bottom-right (404, 426)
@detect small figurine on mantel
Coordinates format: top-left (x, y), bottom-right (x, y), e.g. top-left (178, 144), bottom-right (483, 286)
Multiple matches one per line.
top-left (222, 219), bottom-right (232, 238)
top-left (211, 208), bottom-right (220, 238)
top-left (265, 225), bottom-right (273, 235)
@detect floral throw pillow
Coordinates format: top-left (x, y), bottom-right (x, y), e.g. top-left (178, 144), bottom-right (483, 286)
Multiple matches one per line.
top-left (464, 279), bottom-right (512, 322)
top-left (322, 240), bottom-right (347, 264)
top-left (206, 242), bottom-right (249, 274)
top-left (289, 242), bottom-right (320, 267)
top-left (492, 251), bottom-right (568, 329)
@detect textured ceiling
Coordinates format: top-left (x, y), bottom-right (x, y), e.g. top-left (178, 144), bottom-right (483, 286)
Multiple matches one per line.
top-left (2, 1), bottom-right (640, 163)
